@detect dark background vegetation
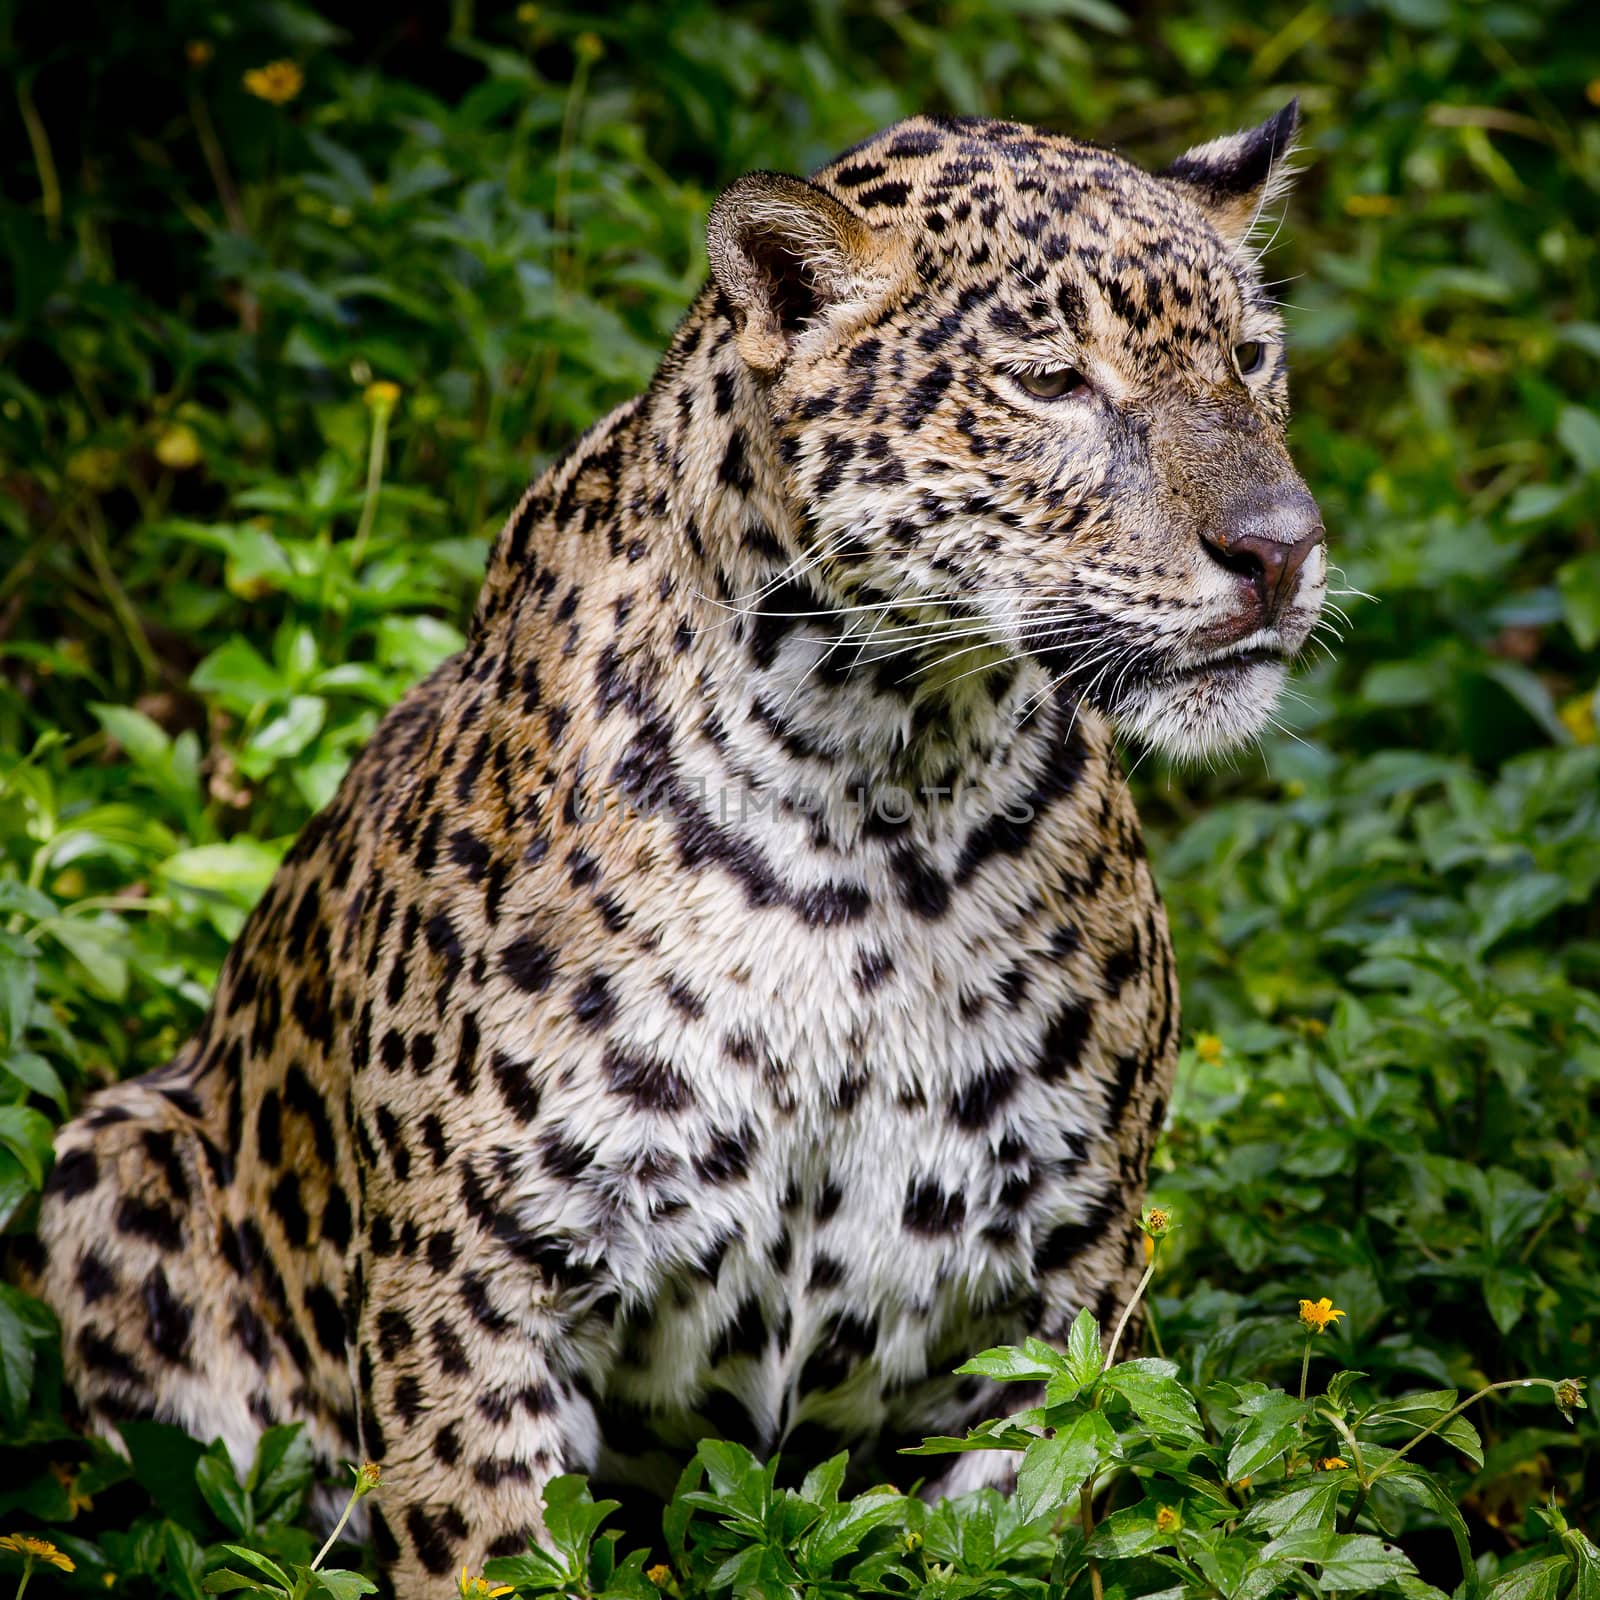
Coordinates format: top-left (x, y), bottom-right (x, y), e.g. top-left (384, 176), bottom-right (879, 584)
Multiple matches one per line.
top-left (1, 0), bottom-right (1598, 1594)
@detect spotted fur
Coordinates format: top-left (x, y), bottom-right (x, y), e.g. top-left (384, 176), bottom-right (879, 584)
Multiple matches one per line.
top-left (22, 106), bottom-right (1325, 1595)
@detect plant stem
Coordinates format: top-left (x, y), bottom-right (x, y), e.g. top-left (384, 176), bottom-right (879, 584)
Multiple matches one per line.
top-left (1079, 1472), bottom-right (1103, 1600)
top-left (1299, 1336), bottom-right (1313, 1402)
top-left (187, 86), bottom-right (258, 332)
top-left (15, 77), bottom-right (61, 239)
top-left (349, 405), bottom-right (392, 573)
top-left (1105, 1253), bottom-right (1158, 1368)
top-left (312, 1486), bottom-right (360, 1571)
top-left (1377, 1378), bottom-right (1558, 1477)
top-left (1145, 1297), bottom-right (1166, 1359)
top-left (551, 48), bottom-right (594, 290)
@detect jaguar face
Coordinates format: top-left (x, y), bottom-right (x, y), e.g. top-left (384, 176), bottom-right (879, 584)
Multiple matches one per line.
top-left (707, 104), bottom-right (1326, 763)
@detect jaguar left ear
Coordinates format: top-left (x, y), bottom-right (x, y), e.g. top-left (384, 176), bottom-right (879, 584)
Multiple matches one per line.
top-left (1160, 99), bottom-right (1302, 251)
top-left (707, 172), bottom-right (901, 374)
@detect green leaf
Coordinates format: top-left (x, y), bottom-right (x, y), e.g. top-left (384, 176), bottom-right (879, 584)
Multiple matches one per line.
top-left (1227, 1391), bottom-right (1308, 1481)
top-left (3, 1049), bottom-right (68, 1114)
top-left (196, 1446), bottom-right (253, 1537)
top-left (538, 1475), bottom-right (620, 1573)
top-left (0, 1283), bottom-right (55, 1421)
top-left (1382, 1464), bottom-right (1474, 1588)
top-left (1014, 1412), bottom-right (1110, 1524)
top-left (1239, 1478), bottom-right (1342, 1539)
top-left (1364, 1390), bottom-right (1484, 1469)
top-left (956, 1343), bottom-right (1063, 1383)
top-left (1064, 1307), bottom-right (1103, 1390)
top-left (1557, 405), bottom-right (1600, 474)
top-left (0, 932), bottom-right (39, 1049)
top-left (162, 1520), bottom-right (208, 1600)
top-left (42, 917), bottom-right (128, 999)
top-left (1564, 1528), bottom-right (1600, 1600)
top-left (798, 1452), bottom-right (848, 1507)
top-left (243, 696), bottom-right (327, 768)
top-left (0, 1104), bottom-right (55, 1189)
top-left (1085, 1502), bottom-right (1173, 1559)
top-left (1099, 1359), bottom-right (1204, 1441)
top-left (201, 1572), bottom-right (279, 1596)
top-left (91, 702), bottom-right (174, 770)
top-left (160, 841), bottom-right (284, 904)
top-left (191, 639), bottom-right (284, 710)
top-left (248, 1424), bottom-right (316, 1526)
top-left (801, 1491), bottom-right (908, 1570)
top-left (214, 1547), bottom-right (292, 1590)
top-left (119, 1421), bottom-right (210, 1531)
top-left (306, 1571), bottom-right (378, 1600)
top-left (484, 1548), bottom-right (567, 1590)
top-left (1267, 1531), bottom-right (1416, 1590)
top-left (1557, 552), bottom-right (1600, 651)
top-left (1482, 1555), bottom-right (1573, 1600)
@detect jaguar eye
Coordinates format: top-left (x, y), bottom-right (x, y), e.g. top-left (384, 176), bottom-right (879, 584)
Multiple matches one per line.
top-left (1017, 367), bottom-right (1086, 400)
top-left (1234, 340), bottom-right (1267, 377)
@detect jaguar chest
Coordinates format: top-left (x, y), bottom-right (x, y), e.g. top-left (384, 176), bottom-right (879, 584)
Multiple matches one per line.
top-left (452, 724), bottom-right (1174, 1439)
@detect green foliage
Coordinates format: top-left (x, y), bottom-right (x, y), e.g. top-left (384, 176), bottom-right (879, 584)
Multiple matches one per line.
top-left (2, 0), bottom-right (1598, 1594)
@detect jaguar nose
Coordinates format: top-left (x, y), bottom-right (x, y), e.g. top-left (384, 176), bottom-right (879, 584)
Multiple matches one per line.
top-left (1200, 487), bottom-right (1325, 623)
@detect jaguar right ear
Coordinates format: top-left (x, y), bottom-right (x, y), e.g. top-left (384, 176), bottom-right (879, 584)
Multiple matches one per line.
top-left (706, 172), bottom-right (901, 374)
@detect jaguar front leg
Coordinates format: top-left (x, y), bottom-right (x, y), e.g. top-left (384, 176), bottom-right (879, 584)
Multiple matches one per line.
top-left (354, 1195), bottom-right (613, 1597)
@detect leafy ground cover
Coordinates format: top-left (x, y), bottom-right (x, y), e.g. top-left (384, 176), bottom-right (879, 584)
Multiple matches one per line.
top-left (2, 0), bottom-right (1598, 1595)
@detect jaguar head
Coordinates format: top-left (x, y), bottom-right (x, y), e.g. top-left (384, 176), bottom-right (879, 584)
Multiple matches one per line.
top-left (706, 104), bottom-right (1325, 762)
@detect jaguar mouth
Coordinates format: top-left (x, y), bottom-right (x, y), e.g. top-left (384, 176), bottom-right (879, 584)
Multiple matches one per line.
top-left (1166, 643), bottom-right (1285, 681)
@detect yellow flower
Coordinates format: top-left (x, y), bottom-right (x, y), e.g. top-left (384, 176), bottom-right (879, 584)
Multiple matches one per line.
top-left (1154, 1505), bottom-right (1181, 1533)
top-left (0, 1534), bottom-right (76, 1572)
top-left (1140, 1206), bottom-right (1172, 1239)
top-left (646, 1565), bottom-right (673, 1587)
top-left (353, 1460), bottom-right (382, 1495)
top-left (1317, 1456), bottom-right (1349, 1471)
top-left (575, 31), bottom-right (604, 61)
top-left (103, 1573), bottom-right (116, 1588)
top-left (458, 1570), bottom-right (512, 1599)
top-left (67, 446), bottom-right (120, 490)
top-left (363, 381), bottom-right (402, 412)
top-left (155, 423), bottom-right (203, 471)
top-left (1194, 1033), bottom-right (1223, 1063)
top-left (1298, 1297), bottom-right (1346, 1334)
top-left (1559, 694), bottom-right (1596, 746)
top-left (186, 40), bottom-right (213, 68)
top-left (243, 60), bottom-right (303, 104)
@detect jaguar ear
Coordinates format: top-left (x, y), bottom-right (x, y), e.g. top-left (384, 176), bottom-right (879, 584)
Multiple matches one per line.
top-left (707, 172), bottom-right (898, 374)
top-left (1160, 99), bottom-right (1301, 251)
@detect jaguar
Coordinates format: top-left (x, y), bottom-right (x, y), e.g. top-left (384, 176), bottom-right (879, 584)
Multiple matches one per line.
top-left (23, 101), bottom-right (1325, 1595)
